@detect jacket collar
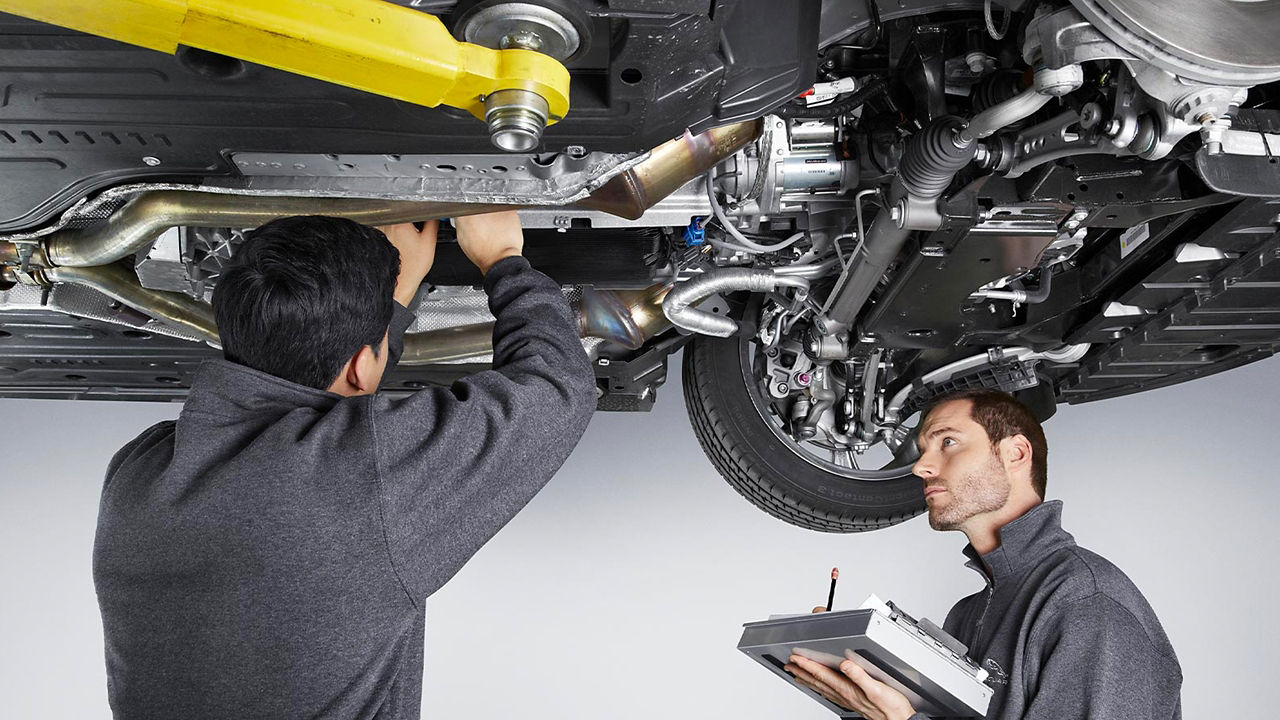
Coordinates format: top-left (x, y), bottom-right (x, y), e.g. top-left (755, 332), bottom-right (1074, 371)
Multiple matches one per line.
top-left (181, 358), bottom-right (341, 420)
top-left (962, 500), bottom-right (1075, 584)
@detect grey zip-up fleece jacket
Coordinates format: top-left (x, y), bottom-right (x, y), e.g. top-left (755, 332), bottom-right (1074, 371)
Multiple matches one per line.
top-left (92, 256), bottom-right (597, 719)
top-left (914, 500), bottom-right (1181, 719)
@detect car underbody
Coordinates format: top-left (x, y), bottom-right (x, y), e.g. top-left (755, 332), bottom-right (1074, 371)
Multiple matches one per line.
top-left (3, 0), bottom-right (1279, 531)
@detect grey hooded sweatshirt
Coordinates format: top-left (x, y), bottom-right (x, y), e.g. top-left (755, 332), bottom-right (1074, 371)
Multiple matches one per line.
top-left (914, 500), bottom-right (1182, 719)
top-left (92, 256), bottom-right (597, 719)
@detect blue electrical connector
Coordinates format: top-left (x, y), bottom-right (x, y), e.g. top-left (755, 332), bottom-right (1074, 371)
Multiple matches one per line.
top-left (684, 218), bottom-right (706, 246)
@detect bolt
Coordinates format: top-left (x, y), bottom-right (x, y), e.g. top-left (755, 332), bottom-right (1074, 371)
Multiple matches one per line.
top-left (796, 372), bottom-right (812, 387)
top-left (889, 204), bottom-right (903, 223)
top-left (1079, 103), bottom-right (1101, 128)
top-left (1103, 119), bottom-right (1121, 137)
top-left (1066, 220), bottom-right (1080, 230)
top-left (500, 29), bottom-right (544, 52)
top-left (565, 145), bottom-right (587, 158)
top-left (765, 347), bottom-right (779, 358)
top-left (973, 144), bottom-right (991, 168)
top-left (776, 382), bottom-right (790, 394)
top-left (1195, 112), bottom-right (1216, 126)
top-left (142, 156), bottom-right (161, 166)
top-left (485, 89), bottom-right (549, 152)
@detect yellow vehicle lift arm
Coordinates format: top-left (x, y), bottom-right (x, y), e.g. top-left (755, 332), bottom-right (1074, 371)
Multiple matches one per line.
top-left (0, 0), bottom-right (571, 151)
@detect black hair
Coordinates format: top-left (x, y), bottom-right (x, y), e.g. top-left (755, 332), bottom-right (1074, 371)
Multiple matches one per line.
top-left (211, 216), bottom-right (400, 390)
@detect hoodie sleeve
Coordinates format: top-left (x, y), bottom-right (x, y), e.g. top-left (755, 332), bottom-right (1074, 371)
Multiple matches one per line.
top-left (382, 298), bottom-right (418, 375)
top-left (368, 256), bottom-right (597, 603)
top-left (1020, 593), bottom-right (1183, 719)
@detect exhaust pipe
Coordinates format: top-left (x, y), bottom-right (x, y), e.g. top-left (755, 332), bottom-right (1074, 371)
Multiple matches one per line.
top-left (400, 283), bottom-right (673, 365)
top-left (662, 268), bottom-right (809, 337)
top-left (43, 195), bottom-right (510, 268)
top-left (400, 323), bottom-right (500, 365)
top-left (576, 120), bottom-right (762, 220)
top-left (2, 120), bottom-right (759, 360)
top-left (21, 261), bottom-right (675, 366)
top-left (577, 284), bottom-right (672, 350)
top-left (42, 264), bottom-right (220, 344)
top-left (7, 119), bottom-right (761, 269)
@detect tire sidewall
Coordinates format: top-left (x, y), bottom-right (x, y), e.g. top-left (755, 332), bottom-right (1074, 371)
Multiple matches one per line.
top-left (685, 332), bottom-right (926, 524)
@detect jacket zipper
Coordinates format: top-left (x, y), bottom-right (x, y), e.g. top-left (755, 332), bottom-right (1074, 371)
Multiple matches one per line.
top-left (973, 563), bottom-right (997, 643)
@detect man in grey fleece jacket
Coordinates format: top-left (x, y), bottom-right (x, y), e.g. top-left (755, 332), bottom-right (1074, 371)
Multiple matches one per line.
top-left (786, 389), bottom-right (1181, 719)
top-left (92, 211), bottom-right (597, 718)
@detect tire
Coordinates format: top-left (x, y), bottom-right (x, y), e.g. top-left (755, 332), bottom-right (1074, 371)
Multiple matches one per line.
top-left (682, 333), bottom-right (926, 532)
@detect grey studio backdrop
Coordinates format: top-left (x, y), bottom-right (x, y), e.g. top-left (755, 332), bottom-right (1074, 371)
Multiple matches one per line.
top-left (2, 350), bottom-right (1275, 719)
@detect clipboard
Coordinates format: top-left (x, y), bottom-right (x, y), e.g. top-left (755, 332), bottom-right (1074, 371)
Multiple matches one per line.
top-left (737, 597), bottom-right (992, 717)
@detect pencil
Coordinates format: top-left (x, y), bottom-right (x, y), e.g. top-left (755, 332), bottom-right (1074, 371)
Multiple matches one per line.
top-left (826, 567), bottom-right (839, 611)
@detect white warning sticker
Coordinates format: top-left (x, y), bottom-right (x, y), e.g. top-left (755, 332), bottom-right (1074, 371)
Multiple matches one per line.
top-left (1119, 223), bottom-right (1151, 259)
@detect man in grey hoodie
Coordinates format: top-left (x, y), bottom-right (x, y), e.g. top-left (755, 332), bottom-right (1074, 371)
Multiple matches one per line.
top-left (785, 389), bottom-right (1182, 719)
top-left (92, 211), bottom-right (597, 718)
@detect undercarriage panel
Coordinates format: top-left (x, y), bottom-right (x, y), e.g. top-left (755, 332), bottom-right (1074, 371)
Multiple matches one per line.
top-left (1060, 198), bottom-right (1280, 402)
top-left (0, 1), bottom-right (818, 230)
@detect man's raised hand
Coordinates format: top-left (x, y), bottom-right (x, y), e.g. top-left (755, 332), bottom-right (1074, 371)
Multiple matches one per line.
top-left (453, 210), bottom-right (524, 275)
top-left (378, 221), bottom-right (439, 307)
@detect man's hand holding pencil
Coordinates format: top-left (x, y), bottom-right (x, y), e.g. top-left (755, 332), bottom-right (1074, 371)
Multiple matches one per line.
top-left (785, 567), bottom-right (918, 720)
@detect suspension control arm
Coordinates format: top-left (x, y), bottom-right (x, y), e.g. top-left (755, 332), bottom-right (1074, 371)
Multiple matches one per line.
top-left (0, 0), bottom-right (571, 151)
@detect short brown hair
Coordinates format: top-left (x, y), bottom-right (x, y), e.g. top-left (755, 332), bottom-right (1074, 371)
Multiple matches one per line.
top-left (921, 389), bottom-right (1048, 498)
